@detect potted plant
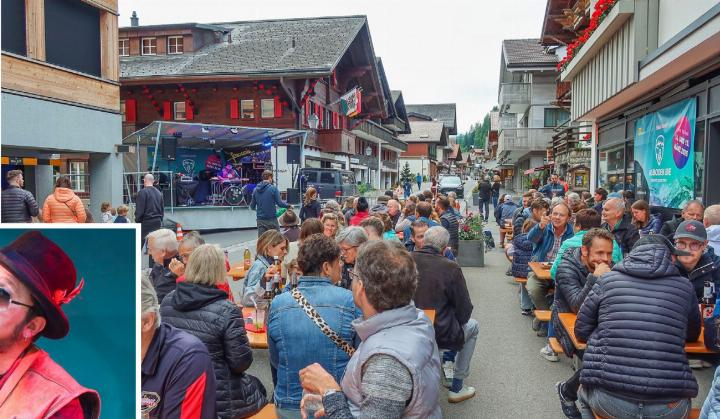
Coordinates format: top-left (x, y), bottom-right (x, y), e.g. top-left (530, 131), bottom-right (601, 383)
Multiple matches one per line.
top-left (457, 212), bottom-right (485, 267)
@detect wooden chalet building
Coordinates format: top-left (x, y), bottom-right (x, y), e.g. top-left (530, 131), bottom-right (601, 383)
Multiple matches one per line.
top-left (398, 119), bottom-right (448, 179)
top-left (119, 14), bottom-right (408, 193)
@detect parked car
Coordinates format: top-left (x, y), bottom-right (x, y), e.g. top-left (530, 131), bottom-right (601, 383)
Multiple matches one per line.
top-left (295, 168), bottom-right (357, 201)
top-left (438, 175), bottom-right (464, 198)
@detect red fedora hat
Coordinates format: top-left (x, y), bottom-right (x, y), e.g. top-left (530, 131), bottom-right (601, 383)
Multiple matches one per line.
top-left (0, 231), bottom-right (83, 339)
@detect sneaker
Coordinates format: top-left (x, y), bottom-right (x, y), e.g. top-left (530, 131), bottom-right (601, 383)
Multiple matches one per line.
top-left (521, 309), bottom-right (533, 316)
top-left (541, 344), bottom-right (559, 362)
top-left (448, 386), bottom-right (476, 403)
top-left (689, 359), bottom-right (703, 369)
top-left (556, 382), bottom-right (582, 419)
top-left (532, 317), bottom-right (541, 331)
top-left (702, 360), bottom-right (714, 368)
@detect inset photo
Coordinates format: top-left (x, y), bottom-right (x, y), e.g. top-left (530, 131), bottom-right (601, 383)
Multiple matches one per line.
top-left (0, 226), bottom-right (137, 418)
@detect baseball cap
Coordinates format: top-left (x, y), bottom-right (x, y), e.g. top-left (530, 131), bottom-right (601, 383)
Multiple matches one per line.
top-left (633, 234), bottom-right (691, 257)
top-left (674, 220), bottom-right (707, 242)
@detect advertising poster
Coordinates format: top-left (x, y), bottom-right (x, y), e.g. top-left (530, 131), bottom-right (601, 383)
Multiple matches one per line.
top-left (634, 98), bottom-right (696, 209)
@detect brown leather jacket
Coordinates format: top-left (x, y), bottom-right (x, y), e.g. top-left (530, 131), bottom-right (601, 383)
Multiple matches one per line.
top-left (0, 346), bottom-right (100, 418)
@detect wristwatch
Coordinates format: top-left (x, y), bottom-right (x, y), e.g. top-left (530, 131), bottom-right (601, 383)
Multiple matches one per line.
top-left (323, 388), bottom-right (341, 399)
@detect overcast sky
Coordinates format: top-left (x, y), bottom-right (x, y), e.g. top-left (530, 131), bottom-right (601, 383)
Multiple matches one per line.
top-left (118, 0), bottom-right (548, 133)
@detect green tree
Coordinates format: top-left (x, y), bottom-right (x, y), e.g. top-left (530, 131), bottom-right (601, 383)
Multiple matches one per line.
top-left (400, 162), bottom-right (413, 183)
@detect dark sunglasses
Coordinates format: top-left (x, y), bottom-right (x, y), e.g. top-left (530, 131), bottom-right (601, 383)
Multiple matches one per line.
top-left (0, 287), bottom-right (34, 312)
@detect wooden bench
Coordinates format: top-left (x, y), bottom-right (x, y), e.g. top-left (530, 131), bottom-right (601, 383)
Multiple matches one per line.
top-left (548, 337), bottom-right (563, 354)
top-left (534, 310), bottom-right (551, 322)
top-left (423, 309), bottom-right (436, 325)
top-left (249, 403), bottom-right (277, 418)
top-left (514, 277), bottom-right (527, 284)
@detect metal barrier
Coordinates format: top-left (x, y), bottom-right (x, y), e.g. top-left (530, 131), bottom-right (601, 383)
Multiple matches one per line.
top-left (123, 171), bottom-right (175, 213)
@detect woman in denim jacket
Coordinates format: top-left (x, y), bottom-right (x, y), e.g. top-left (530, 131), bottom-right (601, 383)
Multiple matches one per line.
top-left (268, 234), bottom-right (361, 419)
top-left (242, 230), bottom-right (288, 307)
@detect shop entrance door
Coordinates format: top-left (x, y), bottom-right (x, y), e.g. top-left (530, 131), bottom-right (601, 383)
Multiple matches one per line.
top-left (706, 118), bottom-right (720, 205)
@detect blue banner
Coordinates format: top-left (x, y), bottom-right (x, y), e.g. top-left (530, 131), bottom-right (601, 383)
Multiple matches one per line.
top-left (634, 98), bottom-right (696, 209)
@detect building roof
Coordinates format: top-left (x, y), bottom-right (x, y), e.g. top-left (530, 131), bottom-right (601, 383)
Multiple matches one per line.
top-left (502, 38), bottom-right (558, 68)
top-left (447, 144), bottom-right (463, 160)
top-left (404, 104), bottom-right (457, 134)
top-left (120, 16), bottom-right (368, 79)
top-left (398, 120), bottom-right (446, 144)
top-left (119, 22), bottom-right (230, 32)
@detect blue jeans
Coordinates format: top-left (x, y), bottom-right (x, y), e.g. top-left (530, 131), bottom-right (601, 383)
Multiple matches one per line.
top-left (519, 284), bottom-right (533, 310)
top-left (578, 386), bottom-right (690, 419)
top-left (479, 199), bottom-right (490, 221)
top-left (453, 319), bottom-right (479, 380)
top-left (492, 195), bottom-right (499, 208)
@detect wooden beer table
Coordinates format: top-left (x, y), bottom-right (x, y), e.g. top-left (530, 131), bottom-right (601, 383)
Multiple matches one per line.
top-left (241, 307), bottom-right (268, 349)
top-left (528, 262), bottom-right (552, 281)
top-left (228, 265), bottom-right (247, 281)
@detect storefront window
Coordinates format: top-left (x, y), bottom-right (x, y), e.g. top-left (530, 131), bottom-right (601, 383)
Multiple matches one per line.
top-left (695, 120), bottom-right (706, 203)
top-left (597, 144), bottom-right (624, 193)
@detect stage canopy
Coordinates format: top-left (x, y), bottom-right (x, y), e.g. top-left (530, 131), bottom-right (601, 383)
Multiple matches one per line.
top-left (122, 121), bottom-right (308, 150)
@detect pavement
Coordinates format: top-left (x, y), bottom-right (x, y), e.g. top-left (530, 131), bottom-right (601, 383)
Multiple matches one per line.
top-left (226, 184), bottom-right (717, 418)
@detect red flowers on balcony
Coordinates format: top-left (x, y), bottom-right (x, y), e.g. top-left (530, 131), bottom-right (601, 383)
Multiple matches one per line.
top-left (557, 0), bottom-right (618, 72)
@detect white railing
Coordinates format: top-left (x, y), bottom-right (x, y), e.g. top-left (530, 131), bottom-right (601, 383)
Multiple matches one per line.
top-left (497, 128), bottom-right (554, 155)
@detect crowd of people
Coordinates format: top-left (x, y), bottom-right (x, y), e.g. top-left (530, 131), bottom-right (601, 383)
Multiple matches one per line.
top-left (503, 173), bottom-right (720, 419)
top-left (142, 169), bottom-right (481, 418)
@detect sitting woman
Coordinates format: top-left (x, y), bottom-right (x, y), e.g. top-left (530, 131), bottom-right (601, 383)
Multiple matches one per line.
top-left (322, 213), bottom-right (340, 239)
top-left (631, 199), bottom-right (662, 237)
top-left (511, 219), bottom-right (537, 315)
top-left (268, 234), bottom-right (360, 418)
top-left (160, 244), bottom-right (267, 418)
top-left (280, 209), bottom-right (301, 243)
top-left (242, 230), bottom-right (288, 307)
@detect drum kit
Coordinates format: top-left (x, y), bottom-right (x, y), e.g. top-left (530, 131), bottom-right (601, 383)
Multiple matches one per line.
top-left (210, 178), bottom-right (252, 206)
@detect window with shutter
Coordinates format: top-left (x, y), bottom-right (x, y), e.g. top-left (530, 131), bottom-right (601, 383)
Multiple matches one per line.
top-left (230, 99), bottom-right (239, 119)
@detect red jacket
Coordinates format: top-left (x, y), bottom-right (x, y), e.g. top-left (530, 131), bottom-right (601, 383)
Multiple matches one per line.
top-left (0, 346), bottom-right (100, 418)
top-left (349, 210), bottom-right (369, 226)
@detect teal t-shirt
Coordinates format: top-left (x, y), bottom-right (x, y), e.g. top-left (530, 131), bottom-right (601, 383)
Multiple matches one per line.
top-left (550, 230), bottom-right (623, 279)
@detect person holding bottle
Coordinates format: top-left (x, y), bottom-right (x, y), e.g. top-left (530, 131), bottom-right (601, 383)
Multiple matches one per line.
top-left (242, 230), bottom-right (288, 307)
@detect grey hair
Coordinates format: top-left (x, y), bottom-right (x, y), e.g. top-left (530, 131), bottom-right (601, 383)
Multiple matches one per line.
top-left (424, 226), bottom-right (449, 252)
top-left (324, 200), bottom-right (341, 211)
top-left (141, 273), bottom-right (161, 328)
top-left (354, 240), bottom-right (417, 312)
top-left (566, 192), bottom-right (581, 204)
top-left (551, 197), bottom-right (564, 207)
top-left (336, 226), bottom-right (368, 247)
top-left (147, 228), bottom-right (178, 253)
top-left (685, 199), bottom-right (705, 211)
top-left (606, 197), bottom-right (625, 211)
top-left (180, 230), bottom-right (205, 249)
top-left (705, 205), bottom-right (720, 225)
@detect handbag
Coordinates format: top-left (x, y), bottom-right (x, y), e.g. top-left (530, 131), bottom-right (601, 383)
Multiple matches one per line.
top-left (290, 287), bottom-right (355, 357)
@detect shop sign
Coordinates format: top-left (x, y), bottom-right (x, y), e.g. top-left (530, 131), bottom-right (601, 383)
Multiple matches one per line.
top-left (634, 98), bottom-right (695, 209)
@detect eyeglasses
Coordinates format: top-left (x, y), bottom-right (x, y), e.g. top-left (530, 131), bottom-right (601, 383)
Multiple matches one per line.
top-left (340, 245), bottom-right (358, 253)
top-left (675, 241), bottom-right (704, 251)
top-left (0, 287), bottom-right (34, 312)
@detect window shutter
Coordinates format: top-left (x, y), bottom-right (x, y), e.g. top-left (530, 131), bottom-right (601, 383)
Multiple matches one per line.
top-left (316, 104), bottom-right (323, 127)
top-left (230, 99), bottom-right (239, 119)
top-left (304, 99), bottom-right (310, 124)
top-left (333, 112), bottom-right (339, 130)
top-left (274, 96), bottom-right (282, 118)
top-left (162, 101), bottom-right (172, 120)
top-left (125, 99), bottom-right (137, 122)
top-left (185, 100), bottom-right (194, 120)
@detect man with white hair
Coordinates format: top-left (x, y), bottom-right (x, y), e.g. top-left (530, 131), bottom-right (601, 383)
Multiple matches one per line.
top-left (136, 173), bottom-right (164, 248)
top-left (704, 205), bottom-right (720, 253)
top-left (601, 197), bottom-right (639, 256)
top-left (387, 199), bottom-right (402, 229)
top-left (660, 200), bottom-right (705, 242)
top-left (141, 275), bottom-right (217, 418)
top-left (147, 228), bottom-right (180, 303)
top-left (412, 226), bottom-right (478, 403)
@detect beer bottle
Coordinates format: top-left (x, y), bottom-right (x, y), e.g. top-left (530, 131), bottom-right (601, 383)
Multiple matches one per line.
top-left (273, 256), bottom-right (282, 296)
top-left (702, 279), bottom-right (715, 319)
top-left (243, 248), bottom-right (252, 270)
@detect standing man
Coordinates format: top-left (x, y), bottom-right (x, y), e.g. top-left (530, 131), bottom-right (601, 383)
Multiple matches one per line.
top-left (0, 232), bottom-right (99, 417)
top-left (1, 170), bottom-right (39, 223)
top-left (436, 196), bottom-right (459, 255)
top-left (136, 173), bottom-right (164, 248)
top-left (660, 200), bottom-right (705, 242)
top-left (415, 173), bottom-right (423, 191)
top-left (477, 176), bottom-right (492, 222)
top-left (540, 174), bottom-right (566, 199)
top-left (250, 170), bottom-right (290, 236)
top-left (601, 197), bottom-right (639, 256)
top-left (704, 205), bottom-right (720, 253)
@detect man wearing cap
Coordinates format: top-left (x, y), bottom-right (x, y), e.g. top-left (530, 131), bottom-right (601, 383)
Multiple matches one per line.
top-left (674, 220), bottom-right (720, 303)
top-left (0, 231), bottom-right (99, 417)
top-left (574, 234), bottom-right (701, 418)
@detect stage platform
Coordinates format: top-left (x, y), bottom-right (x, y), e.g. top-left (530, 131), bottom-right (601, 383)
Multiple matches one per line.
top-left (165, 205), bottom-right (257, 231)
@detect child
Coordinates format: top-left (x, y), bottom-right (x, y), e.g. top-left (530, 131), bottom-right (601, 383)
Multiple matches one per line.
top-left (512, 219), bottom-right (536, 315)
top-left (101, 202), bottom-right (114, 223)
top-left (114, 205), bottom-right (129, 223)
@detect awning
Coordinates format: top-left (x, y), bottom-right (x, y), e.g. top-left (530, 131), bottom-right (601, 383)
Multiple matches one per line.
top-left (122, 121), bottom-right (307, 150)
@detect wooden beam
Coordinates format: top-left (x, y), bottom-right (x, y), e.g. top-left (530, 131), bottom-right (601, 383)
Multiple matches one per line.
top-left (80, 0), bottom-right (118, 14)
top-left (2, 54), bottom-right (120, 112)
top-left (25, 0), bottom-right (45, 61)
top-left (100, 11), bottom-right (119, 81)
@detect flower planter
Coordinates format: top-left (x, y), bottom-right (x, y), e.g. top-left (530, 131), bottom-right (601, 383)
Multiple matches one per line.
top-left (457, 239), bottom-right (484, 267)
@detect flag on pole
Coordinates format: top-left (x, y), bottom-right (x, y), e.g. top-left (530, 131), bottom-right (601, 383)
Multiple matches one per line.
top-left (340, 87), bottom-right (362, 117)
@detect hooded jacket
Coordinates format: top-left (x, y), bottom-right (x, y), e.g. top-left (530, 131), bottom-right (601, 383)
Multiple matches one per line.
top-left (602, 213), bottom-right (639, 256)
top-left (250, 181), bottom-right (288, 220)
top-left (511, 232), bottom-right (533, 278)
top-left (42, 187), bottom-right (86, 223)
top-left (575, 241), bottom-right (701, 401)
top-left (637, 212), bottom-right (663, 236)
top-left (675, 247), bottom-right (720, 301)
top-left (499, 200), bottom-right (520, 223)
top-left (161, 282), bottom-right (267, 418)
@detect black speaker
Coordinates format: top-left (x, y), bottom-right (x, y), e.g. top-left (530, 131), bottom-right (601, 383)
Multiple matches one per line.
top-left (286, 188), bottom-right (300, 204)
top-left (160, 137), bottom-right (177, 161)
top-left (286, 144), bottom-right (300, 164)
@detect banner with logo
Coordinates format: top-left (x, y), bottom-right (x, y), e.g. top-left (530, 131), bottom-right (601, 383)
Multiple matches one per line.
top-left (634, 98), bottom-right (696, 209)
top-left (340, 87), bottom-right (362, 117)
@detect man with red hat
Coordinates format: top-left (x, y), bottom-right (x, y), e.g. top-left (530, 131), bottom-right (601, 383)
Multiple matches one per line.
top-left (0, 231), bottom-right (99, 417)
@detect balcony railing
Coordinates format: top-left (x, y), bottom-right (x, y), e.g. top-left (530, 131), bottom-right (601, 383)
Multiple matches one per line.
top-left (351, 119), bottom-right (408, 151)
top-left (500, 114), bottom-right (518, 130)
top-left (497, 128), bottom-right (554, 155)
top-left (383, 160), bottom-right (399, 171)
top-left (499, 83), bottom-right (530, 113)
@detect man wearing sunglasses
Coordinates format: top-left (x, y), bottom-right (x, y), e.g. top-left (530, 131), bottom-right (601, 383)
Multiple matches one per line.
top-left (674, 220), bottom-right (720, 306)
top-left (0, 231), bottom-right (99, 417)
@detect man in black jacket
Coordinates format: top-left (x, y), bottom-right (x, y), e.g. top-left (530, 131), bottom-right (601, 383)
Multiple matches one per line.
top-left (601, 197), bottom-right (638, 256)
top-left (136, 174), bottom-right (164, 247)
top-left (1, 170), bottom-right (39, 223)
top-left (574, 234), bottom-right (700, 419)
top-left (554, 228), bottom-right (614, 419)
top-left (436, 196), bottom-right (459, 255)
top-left (412, 226), bottom-right (477, 403)
top-left (661, 200), bottom-right (705, 242)
top-left (477, 176), bottom-right (492, 221)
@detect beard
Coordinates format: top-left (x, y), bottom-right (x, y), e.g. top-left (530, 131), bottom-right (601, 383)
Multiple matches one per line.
top-left (0, 320), bottom-right (27, 353)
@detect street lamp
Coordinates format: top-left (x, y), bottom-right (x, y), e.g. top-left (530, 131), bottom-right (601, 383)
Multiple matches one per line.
top-left (308, 113), bottom-right (319, 130)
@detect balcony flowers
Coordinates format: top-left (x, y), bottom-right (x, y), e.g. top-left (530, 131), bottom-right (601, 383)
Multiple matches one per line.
top-left (558, 0), bottom-right (619, 72)
top-left (459, 212), bottom-right (485, 241)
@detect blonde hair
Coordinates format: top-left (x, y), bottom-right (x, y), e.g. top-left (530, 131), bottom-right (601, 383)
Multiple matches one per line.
top-left (256, 230), bottom-right (288, 257)
top-left (117, 205), bottom-right (128, 215)
top-left (101, 202), bottom-right (112, 212)
top-left (184, 244), bottom-right (226, 286)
